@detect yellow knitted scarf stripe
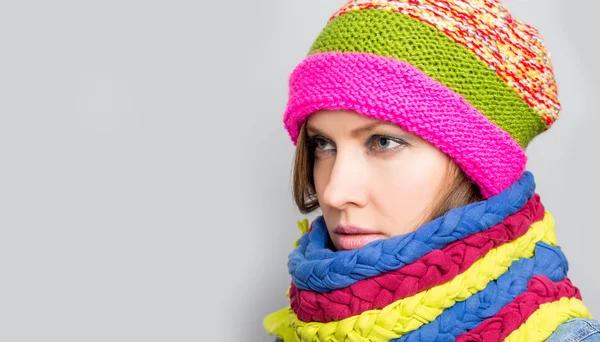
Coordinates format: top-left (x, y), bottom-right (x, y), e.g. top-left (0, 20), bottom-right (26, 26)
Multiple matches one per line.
top-left (504, 297), bottom-right (592, 342)
top-left (265, 211), bottom-right (557, 342)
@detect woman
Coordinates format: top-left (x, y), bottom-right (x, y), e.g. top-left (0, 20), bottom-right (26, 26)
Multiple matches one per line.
top-left (264, 0), bottom-right (600, 341)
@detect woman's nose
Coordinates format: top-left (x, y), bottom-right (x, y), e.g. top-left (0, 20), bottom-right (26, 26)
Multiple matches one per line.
top-left (320, 151), bottom-right (368, 210)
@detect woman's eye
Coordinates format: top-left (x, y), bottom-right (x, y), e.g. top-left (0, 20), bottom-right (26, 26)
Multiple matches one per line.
top-left (373, 136), bottom-right (401, 150)
top-left (316, 138), bottom-right (334, 150)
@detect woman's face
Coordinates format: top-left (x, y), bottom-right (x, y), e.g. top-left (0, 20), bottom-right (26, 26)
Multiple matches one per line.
top-left (306, 110), bottom-right (451, 251)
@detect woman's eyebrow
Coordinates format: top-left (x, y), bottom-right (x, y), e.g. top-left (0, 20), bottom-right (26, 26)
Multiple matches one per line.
top-left (307, 122), bottom-right (398, 138)
top-left (306, 125), bottom-right (326, 136)
top-left (349, 122), bottom-right (392, 138)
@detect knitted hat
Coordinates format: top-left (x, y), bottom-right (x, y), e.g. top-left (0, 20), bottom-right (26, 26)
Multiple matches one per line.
top-left (283, 0), bottom-right (559, 198)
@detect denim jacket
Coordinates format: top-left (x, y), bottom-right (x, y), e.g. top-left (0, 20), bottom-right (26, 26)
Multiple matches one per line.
top-left (546, 318), bottom-right (600, 342)
top-left (273, 318), bottom-right (600, 341)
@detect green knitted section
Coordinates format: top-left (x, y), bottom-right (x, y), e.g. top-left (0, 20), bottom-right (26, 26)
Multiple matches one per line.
top-left (308, 9), bottom-right (546, 148)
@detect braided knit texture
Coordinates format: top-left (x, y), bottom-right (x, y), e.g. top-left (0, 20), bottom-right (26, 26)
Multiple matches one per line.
top-left (290, 194), bottom-right (545, 322)
top-left (264, 172), bottom-right (593, 341)
top-left (329, 0), bottom-right (560, 128)
top-left (392, 242), bottom-right (569, 342)
top-left (505, 297), bottom-right (592, 342)
top-left (281, 211), bottom-right (556, 341)
top-left (456, 276), bottom-right (583, 342)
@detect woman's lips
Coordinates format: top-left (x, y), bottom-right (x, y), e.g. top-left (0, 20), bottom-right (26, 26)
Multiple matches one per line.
top-left (334, 225), bottom-right (385, 250)
top-left (337, 233), bottom-right (385, 250)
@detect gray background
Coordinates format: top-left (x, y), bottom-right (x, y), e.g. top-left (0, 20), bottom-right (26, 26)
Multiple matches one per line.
top-left (0, 0), bottom-right (598, 341)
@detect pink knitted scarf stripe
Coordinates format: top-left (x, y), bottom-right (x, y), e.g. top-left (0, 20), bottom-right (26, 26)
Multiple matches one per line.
top-left (289, 194), bottom-right (545, 322)
top-left (455, 276), bottom-right (582, 342)
top-left (283, 52), bottom-right (527, 198)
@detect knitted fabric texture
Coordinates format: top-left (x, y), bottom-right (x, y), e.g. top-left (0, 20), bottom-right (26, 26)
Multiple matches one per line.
top-left (282, 0), bottom-right (559, 198)
top-left (263, 172), bottom-right (593, 341)
top-left (456, 277), bottom-right (582, 342)
top-left (290, 193), bottom-right (545, 322)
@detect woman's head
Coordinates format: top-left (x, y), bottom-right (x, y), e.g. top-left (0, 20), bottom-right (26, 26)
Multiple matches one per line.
top-left (284, 0), bottom-right (559, 250)
top-left (293, 110), bottom-right (483, 251)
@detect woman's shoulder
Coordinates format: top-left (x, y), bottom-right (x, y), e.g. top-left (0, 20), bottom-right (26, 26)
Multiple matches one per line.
top-left (546, 318), bottom-right (600, 341)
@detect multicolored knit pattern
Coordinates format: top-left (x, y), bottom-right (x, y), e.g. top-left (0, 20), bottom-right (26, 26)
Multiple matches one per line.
top-left (263, 172), bottom-right (593, 341)
top-left (283, 0), bottom-right (560, 198)
top-left (330, 0), bottom-right (559, 128)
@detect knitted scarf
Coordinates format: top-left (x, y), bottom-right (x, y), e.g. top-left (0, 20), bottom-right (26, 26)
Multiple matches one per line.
top-left (263, 172), bottom-right (593, 341)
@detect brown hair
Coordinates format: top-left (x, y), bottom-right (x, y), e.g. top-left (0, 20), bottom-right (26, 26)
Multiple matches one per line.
top-left (292, 121), bottom-right (484, 222)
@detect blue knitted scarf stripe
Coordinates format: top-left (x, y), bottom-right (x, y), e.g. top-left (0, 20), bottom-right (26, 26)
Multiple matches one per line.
top-left (393, 242), bottom-right (569, 342)
top-left (289, 171), bottom-right (536, 292)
